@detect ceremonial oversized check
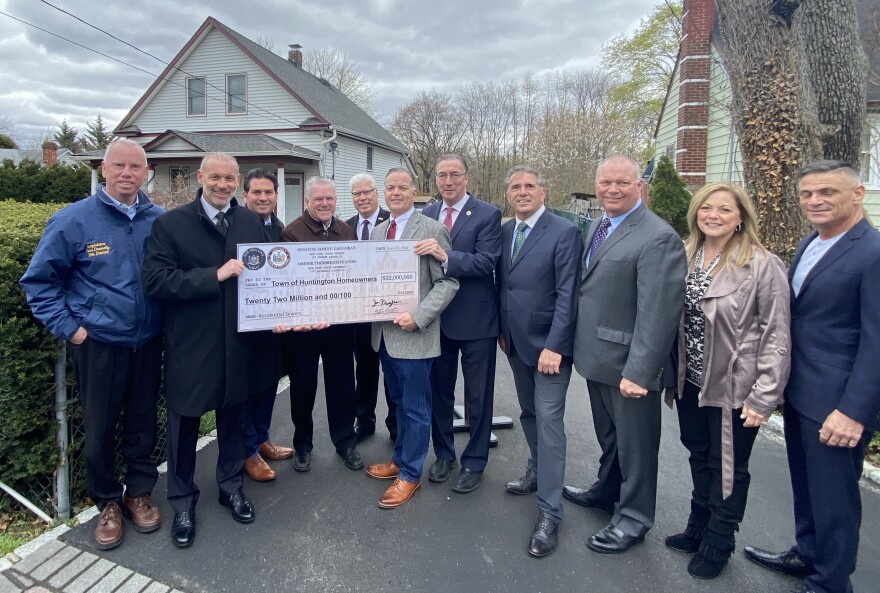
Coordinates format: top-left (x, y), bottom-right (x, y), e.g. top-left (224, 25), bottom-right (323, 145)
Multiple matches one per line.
top-left (236, 240), bottom-right (420, 331)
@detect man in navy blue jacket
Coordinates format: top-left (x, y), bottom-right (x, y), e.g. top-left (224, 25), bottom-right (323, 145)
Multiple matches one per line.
top-left (416, 154), bottom-right (502, 494)
top-left (745, 161), bottom-right (880, 593)
top-left (20, 139), bottom-right (164, 551)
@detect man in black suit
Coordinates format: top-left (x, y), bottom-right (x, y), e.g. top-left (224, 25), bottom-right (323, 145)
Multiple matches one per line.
top-left (143, 153), bottom-right (266, 548)
top-left (745, 161), bottom-right (880, 593)
top-left (345, 172), bottom-right (396, 441)
top-left (497, 165), bottom-right (582, 557)
top-left (416, 154), bottom-right (502, 494)
top-left (241, 168), bottom-right (292, 482)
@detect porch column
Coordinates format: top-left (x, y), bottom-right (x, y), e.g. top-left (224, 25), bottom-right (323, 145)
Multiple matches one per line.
top-left (90, 166), bottom-right (98, 195)
top-left (276, 163), bottom-right (286, 223)
top-left (147, 163), bottom-right (157, 193)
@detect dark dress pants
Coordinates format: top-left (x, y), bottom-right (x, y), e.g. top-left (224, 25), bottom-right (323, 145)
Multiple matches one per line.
top-left (352, 321), bottom-right (396, 434)
top-left (587, 379), bottom-right (661, 537)
top-left (675, 380), bottom-right (759, 537)
top-left (71, 335), bottom-right (161, 508)
top-left (244, 382), bottom-right (278, 457)
top-left (166, 402), bottom-right (246, 513)
top-left (784, 403), bottom-right (871, 593)
top-left (430, 332), bottom-right (496, 472)
top-left (285, 325), bottom-right (357, 454)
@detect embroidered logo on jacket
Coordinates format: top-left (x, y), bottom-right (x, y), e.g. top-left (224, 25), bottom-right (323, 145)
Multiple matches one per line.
top-left (85, 242), bottom-right (111, 257)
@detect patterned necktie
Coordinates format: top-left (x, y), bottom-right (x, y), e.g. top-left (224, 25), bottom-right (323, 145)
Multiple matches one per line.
top-left (215, 211), bottom-right (228, 237)
top-left (387, 219), bottom-right (397, 240)
top-left (443, 206), bottom-right (454, 232)
top-left (511, 221), bottom-right (528, 262)
top-left (588, 218), bottom-right (611, 259)
top-left (361, 219), bottom-right (370, 241)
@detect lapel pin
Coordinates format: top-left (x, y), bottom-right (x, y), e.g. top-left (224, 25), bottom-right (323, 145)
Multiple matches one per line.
top-left (466, 210), bottom-right (472, 216)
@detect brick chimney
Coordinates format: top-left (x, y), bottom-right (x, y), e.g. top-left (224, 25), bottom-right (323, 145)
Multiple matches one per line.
top-left (42, 142), bottom-right (58, 167)
top-left (676, 0), bottom-right (714, 189)
top-left (288, 44), bottom-right (303, 67)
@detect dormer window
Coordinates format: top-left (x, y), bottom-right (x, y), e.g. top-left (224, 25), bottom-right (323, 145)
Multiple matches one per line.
top-left (226, 74), bottom-right (247, 115)
top-left (187, 77), bottom-right (206, 117)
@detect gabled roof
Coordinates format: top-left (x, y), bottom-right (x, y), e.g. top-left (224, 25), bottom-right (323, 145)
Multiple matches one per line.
top-left (0, 148), bottom-right (74, 166)
top-left (143, 130), bottom-right (320, 159)
top-left (115, 17), bottom-right (408, 154)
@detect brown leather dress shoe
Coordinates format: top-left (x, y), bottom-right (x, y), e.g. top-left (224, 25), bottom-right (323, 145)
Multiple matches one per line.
top-left (95, 502), bottom-right (123, 550)
top-left (122, 493), bottom-right (161, 533)
top-left (259, 440), bottom-right (294, 461)
top-left (377, 478), bottom-right (420, 509)
top-left (245, 453), bottom-right (276, 482)
top-left (366, 460), bottom-right (400, 479)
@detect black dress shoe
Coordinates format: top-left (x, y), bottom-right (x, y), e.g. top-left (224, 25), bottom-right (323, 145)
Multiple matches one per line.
top-left (219, 490), bottom-right (255, 524)
top-left (744, 546), bottom-right (815, 577)
top-left (338, 447), bottom-right (365, 470)
top-left (171, 511), bottom-right (195, 548)
top-left (562, 486), bottom-right (614, 513)
top-left (451, 468), bottom-right (482, 494)
top-left (505, 469), bottom-right (538, 495)
top-left (354, 423), bottom-right (375, 443)
top-left (293, 451), bottom-right (311, 473)
top-left (528, 513), bottom-right (559, 557)
top-left (587, 524), bottom-right (645, 554)
top-left (428, 459), bottom-right (457, 483)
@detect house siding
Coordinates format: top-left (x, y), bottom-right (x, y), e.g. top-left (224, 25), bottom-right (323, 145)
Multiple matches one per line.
top-left (131, 28), bottom-right (314, 133)
top-left (705, 47), bottom-right (744, 184)
top-left (654, 64), bottom-right (680, 164)
top-left (330, 136), bottom-right (404, 221)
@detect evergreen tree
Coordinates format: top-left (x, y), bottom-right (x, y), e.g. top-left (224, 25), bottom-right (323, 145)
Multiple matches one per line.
top-left (649, 156), bottom-right (691, 238)
top-left (84, 114), bottom-right (111, 150)
top-left (53, 119), bottom-right (81, 151)
top-left (0, 134), bottom-right (16, 149)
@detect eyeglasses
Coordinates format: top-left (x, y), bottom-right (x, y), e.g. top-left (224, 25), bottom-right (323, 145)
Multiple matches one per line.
top-left (351, 189), bottom-right (376, 198)
top-left (436, 172), bottom-right (465, 181)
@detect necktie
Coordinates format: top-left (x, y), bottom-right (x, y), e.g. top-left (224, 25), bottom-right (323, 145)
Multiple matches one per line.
top-left (588, 218), bottom-right (611, 259)
top-left (443, 206), bottom-right (454, 232)
top-left (215, 211), bottom-right (228, 237)
top-left (361, 219), bottom-right (370, 241)
top-left (511, 221), bottom-right (528, 262)
top-left (387, 219), bottom-right (397, 240)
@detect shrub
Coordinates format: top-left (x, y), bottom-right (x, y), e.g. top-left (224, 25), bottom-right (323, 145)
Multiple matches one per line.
top-left (649, 156), bottom-right (691, 238)
top-left (0, 201), bottom-right (66, 499)
top-left (0, 159), bottom-right (91, 204)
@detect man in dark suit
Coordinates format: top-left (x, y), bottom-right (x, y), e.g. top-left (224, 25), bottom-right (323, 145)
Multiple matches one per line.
top-left (241, 168), bottom-right (292, 483)
top-left (566, 155), bottom-right (685, 554)
top-left (143, 153), bottom-right (267, 548)
top-left (497, 165), bottom-right (582, 557)
top-left (745, 161), bottom-right (880, 593)
top-left (345, 172), bottom-right (396, 442)
top-left (416, 154), bottom-right (502, 494)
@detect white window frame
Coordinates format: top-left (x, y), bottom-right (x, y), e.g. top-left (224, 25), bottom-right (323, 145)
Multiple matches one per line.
top-left (186, 76), bottom-right (207, 117)
top-left (225, 73), bottom-right (247, 116)
top-left (366, 145), bottom-right (374, 171)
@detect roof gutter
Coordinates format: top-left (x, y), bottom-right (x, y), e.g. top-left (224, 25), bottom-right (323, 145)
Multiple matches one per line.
top-left (319, 127), bottom-right (337, 178)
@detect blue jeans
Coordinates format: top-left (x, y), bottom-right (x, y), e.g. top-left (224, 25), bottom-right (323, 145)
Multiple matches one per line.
top-left (379, 340), bottom-right (432, 483)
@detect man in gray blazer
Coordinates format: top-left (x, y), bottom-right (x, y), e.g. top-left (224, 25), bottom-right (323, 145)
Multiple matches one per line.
top-left (365, 168), bottom-right (460, 509)
top-left (497, 165), bottom-right (582, 557)
top-left (565, 155), bottom-right (686, 554)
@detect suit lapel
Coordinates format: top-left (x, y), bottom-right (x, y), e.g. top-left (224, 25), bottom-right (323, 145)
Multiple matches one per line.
top-left (449, 195), bottom-right (475, 241)
top-left (796, 228), bottom-right (858, 298)
top-left (583, 206), bottom-right (644, 279)
top-left (510, 210), bottom-right (549, 270)
top-left (401, 211), bottom-right (421, 240)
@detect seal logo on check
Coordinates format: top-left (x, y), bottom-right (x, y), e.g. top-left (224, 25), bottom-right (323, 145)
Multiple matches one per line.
top-left (243, 247), bottom-right (266, 270)
top-left (267, 246), bottom-right (291, 269)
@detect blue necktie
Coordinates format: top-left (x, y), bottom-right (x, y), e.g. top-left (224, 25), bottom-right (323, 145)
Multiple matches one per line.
top-left (588, 218), bottom-right (611, 259)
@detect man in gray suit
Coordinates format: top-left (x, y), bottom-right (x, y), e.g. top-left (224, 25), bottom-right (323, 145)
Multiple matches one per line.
top-left (498, 165), bottom-right (582, 557)
top-left (365, 168), bottom-right (460, 509)
top-left (565, 155), bottom-right (685, 554)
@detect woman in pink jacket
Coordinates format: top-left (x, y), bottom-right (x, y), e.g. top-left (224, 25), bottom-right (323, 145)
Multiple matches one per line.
top-left (665, 182), bottom-right (791, 579)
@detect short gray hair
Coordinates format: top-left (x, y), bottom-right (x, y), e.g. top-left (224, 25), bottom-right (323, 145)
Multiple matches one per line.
top-left (103, 138), bottom-right (146, 163)
top-left (385, 167), bottom-right (415, 185)
top-left (799, 160), bottom-right (860, 183)
top-left (304, 175), bottom-right (336, 200)
top-left (435, 154), bottom-right (468, 173)
top-left (349, 173), bottom-right (376, 191)
top-left (199, 152), bottom-right (239, 173)
top-left (504, 164), bottom-right (545, 188)
top-left (597, 155), bottom-right (641, 179)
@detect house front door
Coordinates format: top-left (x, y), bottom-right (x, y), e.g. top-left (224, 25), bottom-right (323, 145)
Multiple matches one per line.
top-left (283, 174), bottom-right (304, 224)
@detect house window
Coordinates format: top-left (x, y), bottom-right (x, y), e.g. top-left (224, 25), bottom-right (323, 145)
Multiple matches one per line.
top-left (226, 74), bottom-right (247, 115)
top-left (187, 77), bottom-right (206, 116)
top-left (169, 167), bottom-right (190, 192)
top-left (366, 146), bottom-right (374, 171)
top-left (860, 114), bottom-right (879, 187)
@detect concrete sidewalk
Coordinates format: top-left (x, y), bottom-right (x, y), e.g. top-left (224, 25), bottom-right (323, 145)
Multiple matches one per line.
top-left (3, 349), bottom-right (879, 593)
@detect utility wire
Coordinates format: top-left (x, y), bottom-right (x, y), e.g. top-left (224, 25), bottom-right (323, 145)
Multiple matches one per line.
top-left (3, 5), bottom-right (304, 129)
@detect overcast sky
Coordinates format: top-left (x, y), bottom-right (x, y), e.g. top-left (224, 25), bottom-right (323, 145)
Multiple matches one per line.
top-left (0, 0), bottom-right (659, 144)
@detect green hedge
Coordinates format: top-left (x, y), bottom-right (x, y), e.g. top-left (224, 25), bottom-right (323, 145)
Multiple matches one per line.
top-left (0, 200), bottom-right (66, 499)
top-left (0, 159), bottom-right (92, 204)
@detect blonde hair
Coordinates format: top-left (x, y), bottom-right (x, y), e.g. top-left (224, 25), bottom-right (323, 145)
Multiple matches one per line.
top-left (683, 182), bottom-right (765, 270)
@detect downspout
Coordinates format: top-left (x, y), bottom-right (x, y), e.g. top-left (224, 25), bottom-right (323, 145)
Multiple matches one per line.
top-left (319, 127), bottom-right (337, 178)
